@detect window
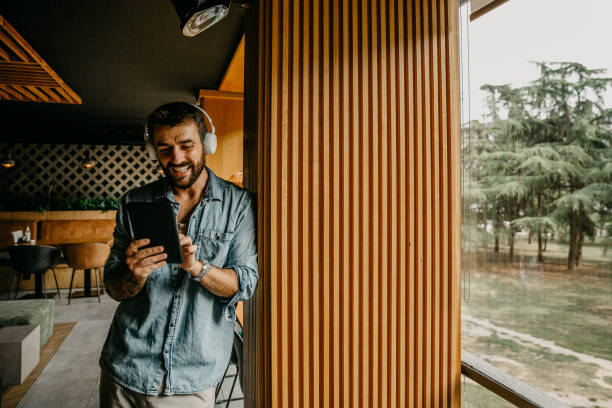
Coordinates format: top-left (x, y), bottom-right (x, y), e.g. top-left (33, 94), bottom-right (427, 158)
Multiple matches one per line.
top-left (460, 1), bottom-right (612, 406)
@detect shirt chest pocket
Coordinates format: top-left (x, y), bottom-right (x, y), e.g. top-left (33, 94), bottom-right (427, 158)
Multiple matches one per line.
top-left (197, 229), bottom-right (234, 266)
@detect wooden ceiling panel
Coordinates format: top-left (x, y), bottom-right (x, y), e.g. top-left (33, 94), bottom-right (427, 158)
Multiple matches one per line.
top-left (470, 0), bottom-right (510, 20)
top-left (218, 35), bottom-right (244, 93)
top-left (0, 15), bottom-right (81, 104)
top-left (197, 36), bottom-right (245, 106)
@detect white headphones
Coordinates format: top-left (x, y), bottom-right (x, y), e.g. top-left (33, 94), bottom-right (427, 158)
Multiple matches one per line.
top-left (144, 104), bottom-right (217, 161)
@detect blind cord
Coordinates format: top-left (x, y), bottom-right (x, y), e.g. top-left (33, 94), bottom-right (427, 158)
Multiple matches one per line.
top-left (459, 0), bottom-right (472, 303)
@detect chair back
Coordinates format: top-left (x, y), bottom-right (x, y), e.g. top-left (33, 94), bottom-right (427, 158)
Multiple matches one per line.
top-left (63, 243), bottom-right (111, 269)
top-left (8, 245), bottom-right (60, 276)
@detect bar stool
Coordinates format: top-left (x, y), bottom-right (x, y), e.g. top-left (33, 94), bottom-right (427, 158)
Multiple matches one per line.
top-left (63, 243), bottom-right (110, 304)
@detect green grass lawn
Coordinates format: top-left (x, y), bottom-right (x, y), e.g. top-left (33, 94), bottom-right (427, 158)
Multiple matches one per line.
top-left (461, 379), bottom-right (515, 408)
top-left (462, 239), bottom-right (612, 407)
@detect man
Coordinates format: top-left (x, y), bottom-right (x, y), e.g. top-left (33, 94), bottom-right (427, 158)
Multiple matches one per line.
top-left (100, 102), bottom-right (258, 407)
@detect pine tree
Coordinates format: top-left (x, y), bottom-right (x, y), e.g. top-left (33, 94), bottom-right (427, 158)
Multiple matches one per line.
top-left (529, 62), bottom-right (612, 270)
top-left (469, 62), bottom-right (612, 271)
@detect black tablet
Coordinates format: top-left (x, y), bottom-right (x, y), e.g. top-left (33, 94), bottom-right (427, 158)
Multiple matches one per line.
top-left (126, 201), bottom-right (183, 264)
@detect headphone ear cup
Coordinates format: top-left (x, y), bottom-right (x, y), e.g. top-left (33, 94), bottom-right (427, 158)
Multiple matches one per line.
top-left (203, 132), bottom-right (217, 154)
top-left (146, 144), bottom-right (158, 161)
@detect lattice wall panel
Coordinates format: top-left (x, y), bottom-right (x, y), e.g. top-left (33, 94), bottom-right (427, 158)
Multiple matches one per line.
top-left (0, 143), bottom-right (159, 201)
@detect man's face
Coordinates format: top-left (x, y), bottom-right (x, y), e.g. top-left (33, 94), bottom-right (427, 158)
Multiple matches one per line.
top-left (153, 121), bottom-right (206, 189)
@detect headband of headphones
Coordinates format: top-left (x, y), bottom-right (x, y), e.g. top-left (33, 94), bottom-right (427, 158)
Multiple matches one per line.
top-left (144, 103), bottom-right (217, 158)
top-left (143, 103), bottom-right (215, 142)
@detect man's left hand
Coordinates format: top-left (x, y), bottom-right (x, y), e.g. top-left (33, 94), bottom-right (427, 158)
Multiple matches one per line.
top-left (178, 233), bottom-right (201, 277)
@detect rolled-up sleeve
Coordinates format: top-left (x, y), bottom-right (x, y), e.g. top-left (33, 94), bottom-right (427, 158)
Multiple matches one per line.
top-left (221, 194), bottom-right (258, 321)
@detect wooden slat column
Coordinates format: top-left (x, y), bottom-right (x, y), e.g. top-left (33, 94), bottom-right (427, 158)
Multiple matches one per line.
top-left (244, 0), bottom-right (461, 407)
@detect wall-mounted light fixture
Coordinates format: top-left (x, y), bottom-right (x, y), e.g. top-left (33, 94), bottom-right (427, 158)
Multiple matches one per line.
top-left (171, 0), bottom-right (230, 37)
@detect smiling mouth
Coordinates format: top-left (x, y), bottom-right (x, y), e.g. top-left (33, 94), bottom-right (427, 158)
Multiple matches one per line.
top-left (169, 165), bottom-right (192, 176)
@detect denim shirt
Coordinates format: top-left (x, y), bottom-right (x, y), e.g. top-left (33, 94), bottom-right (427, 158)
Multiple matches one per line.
top-left (101, 167), bottom-right (258, 395)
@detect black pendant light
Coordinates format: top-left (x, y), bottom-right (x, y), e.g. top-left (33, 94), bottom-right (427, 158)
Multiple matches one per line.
top-left (1, 155), bottom-right (16, 168)
top-left (2, 147), bottom-right (16, 169)
top-left (171, 0), bottom-right (231, 37)
top-left (82, 149), bottom-right (96, 169)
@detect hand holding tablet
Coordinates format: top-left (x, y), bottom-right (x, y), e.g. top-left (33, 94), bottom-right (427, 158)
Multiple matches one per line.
top-left (126, 202), bottom-right (184, 264)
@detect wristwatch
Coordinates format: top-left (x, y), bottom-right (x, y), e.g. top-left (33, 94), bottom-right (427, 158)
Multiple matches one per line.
top-left (193, 258), bottom-right (212, 283)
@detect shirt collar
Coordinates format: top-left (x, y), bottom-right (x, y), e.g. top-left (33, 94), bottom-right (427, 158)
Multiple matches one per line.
top-left (202, 166), bottom-right (223, 203)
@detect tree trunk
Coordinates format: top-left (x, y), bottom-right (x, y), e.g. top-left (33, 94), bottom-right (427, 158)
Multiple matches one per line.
top-left (543, 235), bottom-right (548, 252)
top-left (528, 230), bottom-right (532, 244)
top-left (576, 230), bottom-right (584, 267)
top-left (567, 210), bottom-right (582, 271)
top-left (494, 206), bottom-right (502, 253)
top-left (509, 230), bottom-right (515, 264)
top-left (568, 213), bottom-right (577, 271)
top-left (537, 229), bottom-right (544, 263)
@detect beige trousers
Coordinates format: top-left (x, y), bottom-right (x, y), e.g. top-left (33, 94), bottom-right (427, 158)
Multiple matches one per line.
top-left (99, 366), bottom-right (216, 408)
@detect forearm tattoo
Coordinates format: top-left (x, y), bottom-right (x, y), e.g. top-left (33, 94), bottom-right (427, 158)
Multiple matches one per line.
top-left (105, 266), bottom-right (146, 301)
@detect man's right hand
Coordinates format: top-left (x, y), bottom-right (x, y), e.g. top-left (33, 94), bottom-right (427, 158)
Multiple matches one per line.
top-left (124, 239), bottom-right (167, 282)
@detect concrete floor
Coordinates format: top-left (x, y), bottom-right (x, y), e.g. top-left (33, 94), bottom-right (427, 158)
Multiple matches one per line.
top-left (6, 289), bottom-right (243, 408)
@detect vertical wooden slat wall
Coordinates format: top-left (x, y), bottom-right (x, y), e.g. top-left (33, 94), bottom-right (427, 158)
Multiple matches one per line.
top-left (244, 0), bottom-right (461, 406)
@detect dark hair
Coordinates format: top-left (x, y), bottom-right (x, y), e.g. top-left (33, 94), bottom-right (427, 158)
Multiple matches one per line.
top-left (145, 102), bottom-right (206, 142)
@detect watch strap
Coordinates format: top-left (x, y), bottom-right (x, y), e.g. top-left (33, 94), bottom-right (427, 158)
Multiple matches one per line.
top-left (193, 258), bottom-right (212, 282)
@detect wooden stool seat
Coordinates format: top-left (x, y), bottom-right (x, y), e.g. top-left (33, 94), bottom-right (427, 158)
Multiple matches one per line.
top-left (63, 243), bottom-right (110, 304)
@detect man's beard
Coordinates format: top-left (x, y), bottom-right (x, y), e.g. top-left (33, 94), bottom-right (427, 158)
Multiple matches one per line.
top-left (162, 155), bottom-right (206, 189)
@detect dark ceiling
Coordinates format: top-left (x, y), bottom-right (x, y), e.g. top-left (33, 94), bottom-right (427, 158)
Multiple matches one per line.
top-left (0, 0), bottom-right (246, 144)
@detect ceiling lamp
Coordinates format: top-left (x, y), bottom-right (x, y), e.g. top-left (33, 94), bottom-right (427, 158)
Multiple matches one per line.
top-left (1, 156), bottom-right (15, 169)
top-left (2, 148), bottom-right (16, 168)
top-left (82, 150), bottom-right (96, 169)
top-left (171, 0), bottom-right (230, 37)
